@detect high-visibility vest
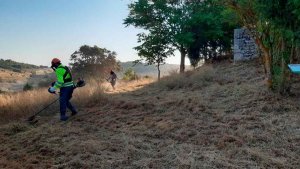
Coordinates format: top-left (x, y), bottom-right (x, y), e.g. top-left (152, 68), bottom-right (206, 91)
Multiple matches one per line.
top-left (53, 64), bottom-right (74, 89)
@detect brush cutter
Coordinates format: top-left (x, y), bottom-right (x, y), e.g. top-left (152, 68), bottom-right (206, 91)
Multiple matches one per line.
top-left (27, 79), bottom-right (86, 124)
top-left (27, 97), bottom-right (59, 123)
top-left (75, 78), bottom-right (85, 88)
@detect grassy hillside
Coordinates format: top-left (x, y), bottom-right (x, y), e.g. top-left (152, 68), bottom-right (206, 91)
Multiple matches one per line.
top-left (0, 59), bottom-right (56, 93)
top-left (0, 60), bottom-right (299, 168)
top-left (0, 59), bottom-right (39, 71)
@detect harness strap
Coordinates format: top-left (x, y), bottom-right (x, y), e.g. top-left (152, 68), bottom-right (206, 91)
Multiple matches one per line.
top-left (62, 66), bottom-right (72, 83)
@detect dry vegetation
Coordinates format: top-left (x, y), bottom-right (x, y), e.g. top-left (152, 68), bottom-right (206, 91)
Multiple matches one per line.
top-left (0, 68), bottom-right (53, 92)
top-left (0, 60), bottom-right (299, 168)
top-left (0, 78), bottom-right (109, 124)
top-left (0, 69), bottom-right (30, 92)
top-left (0, 69), bottom-right (30, 80)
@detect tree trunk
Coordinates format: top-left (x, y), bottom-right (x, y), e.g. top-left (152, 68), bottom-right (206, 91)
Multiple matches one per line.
top-left (180, 45), bottom-right (186, 73)
top-left (286, 45), bottom-right (295, 94)
top-left (255, 37), bottom-right (272, 88)
top-left (280, 54), bottom-right (286, 94)
top-left (157, 64), bottom-right (161, 81)
top-left (278, 39), bottom-right (284, 92)
top-left (280, 40), bottom-right (293, 94)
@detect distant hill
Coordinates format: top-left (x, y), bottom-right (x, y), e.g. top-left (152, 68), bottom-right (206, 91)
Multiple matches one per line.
top-left (120, 62), bottom-right (183, 77)
top-left (0, 59), bottom-right (39, 72)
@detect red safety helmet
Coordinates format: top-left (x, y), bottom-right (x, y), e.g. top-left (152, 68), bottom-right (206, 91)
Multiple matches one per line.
top-left (51, 58), bottom-right (61, 65)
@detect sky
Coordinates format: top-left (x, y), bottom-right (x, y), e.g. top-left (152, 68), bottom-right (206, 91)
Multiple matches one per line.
top-left (0, 0), bottom-right (187, 66)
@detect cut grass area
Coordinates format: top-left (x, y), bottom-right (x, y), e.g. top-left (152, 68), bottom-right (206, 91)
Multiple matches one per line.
top-left (0, 60), bottom-right (299, 168)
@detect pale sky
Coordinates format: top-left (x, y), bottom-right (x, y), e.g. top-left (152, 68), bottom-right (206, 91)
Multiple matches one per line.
top-left (0, 0), bottom-right (186, 66)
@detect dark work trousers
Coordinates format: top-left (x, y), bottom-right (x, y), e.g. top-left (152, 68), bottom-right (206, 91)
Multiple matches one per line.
top-left (59, 86), bottom-right (77, 118)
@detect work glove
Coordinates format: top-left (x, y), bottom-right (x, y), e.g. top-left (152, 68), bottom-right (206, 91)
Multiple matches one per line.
top-left (48, 87), bottom-right (56, 94)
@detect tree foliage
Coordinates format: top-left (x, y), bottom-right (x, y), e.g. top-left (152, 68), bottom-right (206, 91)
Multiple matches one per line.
top-left (125, 0), bottom-right (238, 71)
top-left (125, 0), bottom-right (300, 92)
top-left (70, 45), bottom-right (121, 78)
top-left (134, 30), bottom-right (175, 80)
top-left (124, 0), bottom-right (192, 73)
top-left (185, 0), bottom-right (238, 67)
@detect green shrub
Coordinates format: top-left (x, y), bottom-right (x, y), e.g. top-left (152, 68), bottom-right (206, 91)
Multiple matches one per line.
top-left (123, 68), bottom-right (139, 81)
top-left (23, 83), bottom-right (33, 91)
top-left (144, 75), bottom-right (151, 79)
top-left (0, 89), bottom-right (5, 94)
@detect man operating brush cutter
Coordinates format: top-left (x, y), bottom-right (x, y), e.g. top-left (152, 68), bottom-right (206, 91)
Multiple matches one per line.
top-left (27, 77), bottom-right (85, 123)
top-left (48, 58), bottom-right (80, 121)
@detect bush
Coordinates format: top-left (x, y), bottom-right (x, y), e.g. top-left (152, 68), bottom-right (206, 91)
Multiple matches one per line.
top-left (144, 75), bottom-right (151, 79)
top-left (123, 68), bottom-right (139, 81)
top-left (23, 83), bottom-right (33, 91)
top-left (0, 89), bottom-right (5, 94)
top-left (168, 69), bottom-right (179, 76)
top-left (12, 69), bottom-right (22, 73)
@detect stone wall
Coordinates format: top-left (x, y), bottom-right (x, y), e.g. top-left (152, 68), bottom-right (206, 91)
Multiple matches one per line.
top-left (234, 28), bottom-right (259, 61)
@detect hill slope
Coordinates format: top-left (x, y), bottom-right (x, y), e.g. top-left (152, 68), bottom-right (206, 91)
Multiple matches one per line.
top-left (0, 59), bottom-right (39, 71)
top-left (0, 60), bottom-right (299, 168)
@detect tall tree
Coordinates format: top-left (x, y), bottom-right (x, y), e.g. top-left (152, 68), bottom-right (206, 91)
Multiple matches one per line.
top-left (134, 31), bottom-right (174, 80)
top-left (223, 0), bottom-right (273, 88)
top-left (125, 0), bottom-right (237, 71)
top-left (185, 0), bottom-right (238, 67)
top-left (70, 45), bottom-right (120, 78)
top-left (124, 0), bottom-right (193, 73)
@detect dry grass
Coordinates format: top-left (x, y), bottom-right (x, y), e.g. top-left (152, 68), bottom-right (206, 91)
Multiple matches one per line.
top-left (156, 65), bottom-right (216, 90)
top-left (0, 78), bottom-right (153, 124)
top-left (0, 78), bottom-right (109, 124)
top-left (0, 69), bottom-right (29, 82)
top-left (0, 88), bottom-right (55, 123)
top-left (0, 60), bottom-right (299, 168)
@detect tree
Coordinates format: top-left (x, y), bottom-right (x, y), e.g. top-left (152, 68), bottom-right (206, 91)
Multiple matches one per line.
top-left (124, 0), bottom-right (193, 73)
top-left (70, 45), bottom-right (121, 78)
top-left (223, 0), bottom-right (273, 88)
top-left (185, 0), bottom-right (238, 67)
top-left (125, 0), bottom-right (238, 71)
top-left (257, 0), bottom-right (300, 92)
top-left (134, 30), bottom-right (174, 80)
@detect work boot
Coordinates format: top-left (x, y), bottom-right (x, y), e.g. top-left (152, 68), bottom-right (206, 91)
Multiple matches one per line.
top-left (71, 111), bottom-right (78, 116)
top-left (60, 116), bottom-right (69, 121)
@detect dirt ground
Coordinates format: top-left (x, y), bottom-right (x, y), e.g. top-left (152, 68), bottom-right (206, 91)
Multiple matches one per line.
top-left (0, 60), bottom-right (299, 168)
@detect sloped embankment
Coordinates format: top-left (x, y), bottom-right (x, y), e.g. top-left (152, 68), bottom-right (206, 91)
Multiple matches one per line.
top-left (0, 60), bottom-right (299, 168)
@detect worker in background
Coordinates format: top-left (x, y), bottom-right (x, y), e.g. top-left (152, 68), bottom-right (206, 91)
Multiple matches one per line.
top-left (107, 70), bottom-right (117, 90)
